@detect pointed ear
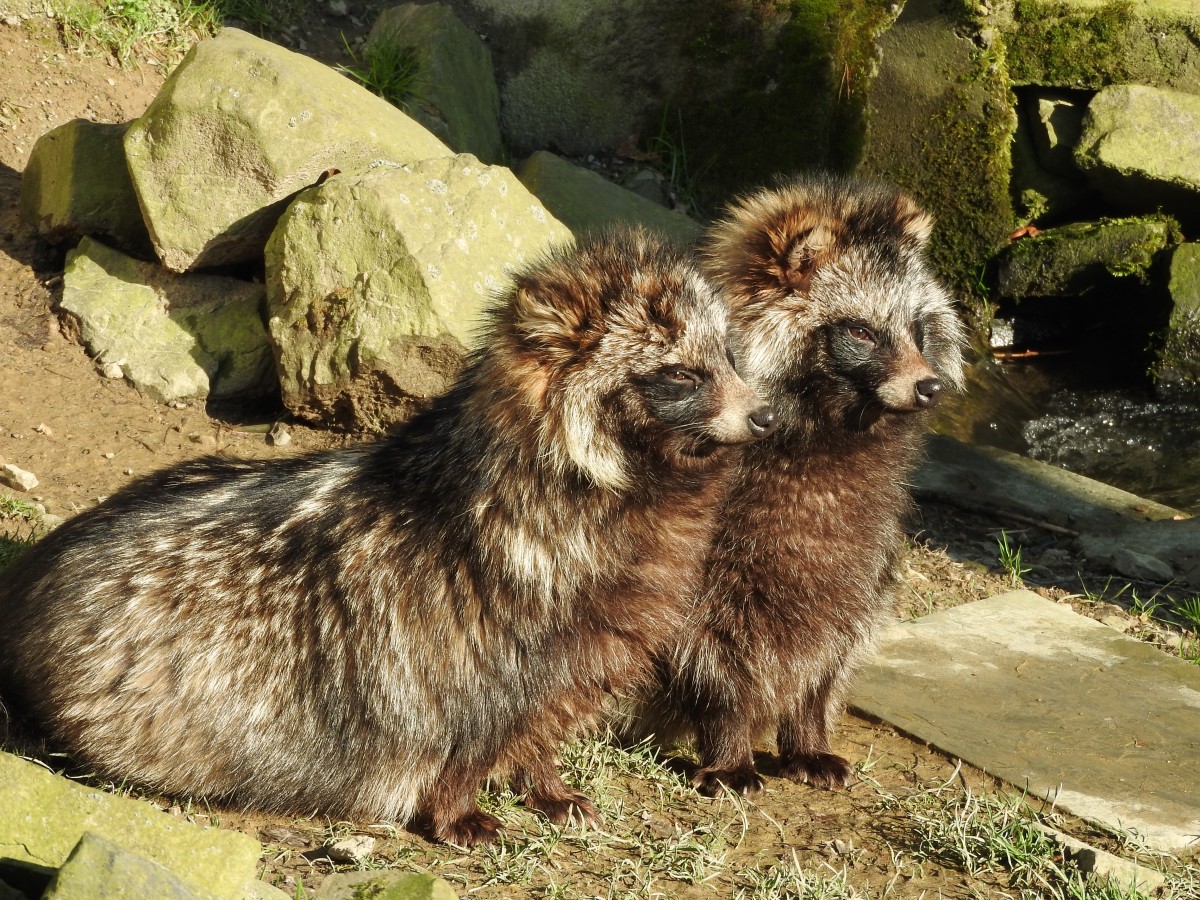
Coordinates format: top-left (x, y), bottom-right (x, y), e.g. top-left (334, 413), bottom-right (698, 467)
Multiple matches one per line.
top-left (782, 224), bottom-right (834, 294)
top-left (511, 280), bottom-right (599, 361)
top-left (896, 194), bottom-right (934, 246)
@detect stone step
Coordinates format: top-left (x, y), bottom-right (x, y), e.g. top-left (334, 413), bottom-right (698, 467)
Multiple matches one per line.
top-left (850, 589), bottom-right (1200, 851)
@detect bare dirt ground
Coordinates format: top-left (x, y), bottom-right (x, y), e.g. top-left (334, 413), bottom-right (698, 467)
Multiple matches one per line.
top-left (0, 13), bottom-right (1194, 899)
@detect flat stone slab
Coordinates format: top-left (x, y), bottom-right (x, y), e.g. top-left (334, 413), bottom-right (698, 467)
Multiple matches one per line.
top-left (851, 590), bottom-right (1200, 851)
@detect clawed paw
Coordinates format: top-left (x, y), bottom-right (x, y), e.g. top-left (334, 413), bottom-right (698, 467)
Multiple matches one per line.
top-left (526, 790), bottom-right (603, 828)
top-left (779, 751), bottom-right (852, 789)
top-left (436, 809), bottom-right (504, 847)
top-left (693, 765), bottom-right (764, 797)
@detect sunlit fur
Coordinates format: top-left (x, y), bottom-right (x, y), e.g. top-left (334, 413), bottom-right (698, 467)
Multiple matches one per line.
top-left (624, 175), bottom-right (967, 796)
top-left (0, 229), bottom-right (771, 846)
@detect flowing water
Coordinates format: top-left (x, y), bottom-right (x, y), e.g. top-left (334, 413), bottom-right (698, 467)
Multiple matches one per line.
top-left (937, 358), bottom-right (1200, 516)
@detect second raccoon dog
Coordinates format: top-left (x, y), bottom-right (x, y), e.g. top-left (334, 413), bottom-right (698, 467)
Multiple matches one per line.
top-left (631, 175), bottom-right (966, 795)
top-left (0, 230), bottom-right (776, 846)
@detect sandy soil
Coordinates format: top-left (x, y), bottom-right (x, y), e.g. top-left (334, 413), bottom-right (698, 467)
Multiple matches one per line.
top-left (0, 13), bottom-right (1188, 898)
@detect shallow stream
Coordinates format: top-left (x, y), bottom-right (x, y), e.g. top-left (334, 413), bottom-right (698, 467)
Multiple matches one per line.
top-left (937, 358), bottom-right (1200, 516)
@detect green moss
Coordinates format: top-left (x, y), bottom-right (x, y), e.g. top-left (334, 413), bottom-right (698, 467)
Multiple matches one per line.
top-left (999, 215), bottom-right (1181, 299)
top-left (922, 88), bottom-right (1014, 303)
top-left (1008, 0), bottom-right (1136, 87)
top-left (1005, 0), bottom-right (1200, 91)
top-left (672, 0), bottom-right (898, 202)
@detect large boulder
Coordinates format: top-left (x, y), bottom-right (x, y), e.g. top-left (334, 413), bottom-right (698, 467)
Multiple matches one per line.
top-left (445, 0), bottom-right (894, 200)
top-left (367, 3), bottom-right (504, 164)
top-left (0, 751), bottom-right (260, 900)
top-left (859, 0), bottom-right (1015, 297)
top-left (315, 871), bottom-right (458, 900)
top-left (516, 151), bottom-right (700, 247)
top-left (265, 154), bottom-right (571, 432)
top-left (41, 833), bottom-right (213, 900)
top-left (124, 28), bottom-right (453, 272)
top-left (19, 119), bottom-right (153, 257)
top-left (996, 216), bottom-right (1179, 300)
top-left (61, 236), bottom-right (274, 403)
top-left (1074, 84), bottom-right (1200, 225)
top-left (1154, 242), bottom-right (1200, 401)
top-left (1000, 0), bottom-right (1200, 93)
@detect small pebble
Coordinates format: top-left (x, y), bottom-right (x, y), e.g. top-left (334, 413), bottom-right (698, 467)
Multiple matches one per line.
top-left (102, 451), bottom-right (114, 459)
top-left (325, 834), bottom-right (375, 863)
top-left (268, 422), bottom-right (292, 447)
top-left (1, 463), bottom-right (39, 492)
top-left (34, 422), bottom-right (53, 435)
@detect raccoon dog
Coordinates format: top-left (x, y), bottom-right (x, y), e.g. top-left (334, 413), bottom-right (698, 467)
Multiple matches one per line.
top-left (0, 229), bottom-right (777, 845)
top-left (629, 175), bottom-right (966, 796)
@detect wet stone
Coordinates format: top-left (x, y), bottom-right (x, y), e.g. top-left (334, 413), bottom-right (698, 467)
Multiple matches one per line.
top-left (851, 590), bottom-right (1200, 851)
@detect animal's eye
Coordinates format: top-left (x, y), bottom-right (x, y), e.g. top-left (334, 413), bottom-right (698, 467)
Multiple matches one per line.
top-left (661, 369), bottom-right (701, 390)
top-left (845, 324), bottom-right (876, 344)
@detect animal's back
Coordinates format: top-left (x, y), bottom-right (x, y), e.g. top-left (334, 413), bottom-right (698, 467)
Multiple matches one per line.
top-left (0, 443), bottom-right (457, 820)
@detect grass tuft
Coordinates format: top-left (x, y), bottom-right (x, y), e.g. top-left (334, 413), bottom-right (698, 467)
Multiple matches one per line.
top-left (735, 851), bottom-right (865, 899)
top-left (337, 33), bottom-right (420, 110)
top-left (996, 529), bottom-right (1031, 587)
top-left (51, 0), bottom-right (217, 65)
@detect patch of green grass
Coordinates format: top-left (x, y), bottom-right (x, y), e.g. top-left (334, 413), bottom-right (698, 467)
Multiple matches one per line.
top-left (996, 530), bottom-right (1031, 588)
top-left (0, 493), bottom-right (40, 519)
top-left (735, 852), bottom-right (865, 899)
top-left (337, 33), bottom-right (420, 111)
top-left (0, 495), bottom-right (40, 569)
top-left (199, 0), bottom-right (306, 33)
top-left (444, 732), bottom-right (738, 896)
top-left (646, 107), bottom-right (714, 220)
top-left (51, 0), bottom-right (218, 64)
top-left (897, 777), bottom-right (1186, 899)
top-left (1167, 596), bottom-right (1200, 632)
top-left (0, 534), bottom-right (33, 570)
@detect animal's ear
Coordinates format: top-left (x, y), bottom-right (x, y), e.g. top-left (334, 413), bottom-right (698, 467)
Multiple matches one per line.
top-left (782, 224), bottom-right (834, 294)
top-left (895, 194), bottom-right (934, 246)
top-left (511, 280), bottom-right (598, 361)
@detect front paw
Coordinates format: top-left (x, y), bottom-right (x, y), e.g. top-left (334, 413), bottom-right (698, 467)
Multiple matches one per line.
top-left (436, 809), bottom-right (504, 847)
top-left (779, 751), bottom-right (851, 789)
top-left (693, 765), bottom-right (764, 797)
top-left (528, 790), bottom-right (603, 828)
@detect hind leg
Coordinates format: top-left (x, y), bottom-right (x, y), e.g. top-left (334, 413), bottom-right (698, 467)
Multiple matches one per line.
top-left (694, 719), bottom-right (763, 796)
top-left (776, 669), bottom-right (851, 789)
top-left (515, 761), bottom-right (601, 827)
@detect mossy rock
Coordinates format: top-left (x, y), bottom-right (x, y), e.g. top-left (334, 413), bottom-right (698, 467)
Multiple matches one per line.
top-left (124, 28), bottom-right (452, 271)
top-left (996, 215), bottom-right (1180, 300)
top-left (1074, 85), bottom-right (1200, 227)
top-left (0, 751), bottom-right (260, 900)
top-left (671, 0), bottom-right (900, 200)
top-left (859, 0), bottom-right (1015, 308)
top-left (1155, 242), bottom-right (1200, 400)
top-left (452, 0), bottom-right (896, 203)
top-left (19, 119), bottom-right (153, 257)
top-left (1000, 0), bottom-right (1200, 92)
top-left (516, 150), bottom-right (701, 247)
top-left (265, 155), bottom-right (571, 432)
top-left (368, 3), bottom-right (505, 164)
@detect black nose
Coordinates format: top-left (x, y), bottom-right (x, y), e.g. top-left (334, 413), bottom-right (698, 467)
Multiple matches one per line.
top-left (915, 377), bottom-right (943, 409)
top-left (747, 406), bottom-right (778, 439)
